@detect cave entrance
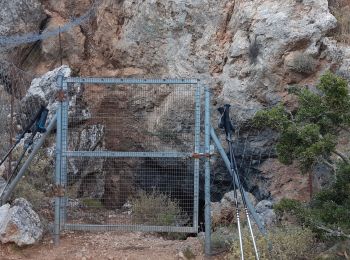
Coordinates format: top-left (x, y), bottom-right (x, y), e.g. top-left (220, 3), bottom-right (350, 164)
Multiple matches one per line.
top-left (54, 76), bottom-right (210, 244)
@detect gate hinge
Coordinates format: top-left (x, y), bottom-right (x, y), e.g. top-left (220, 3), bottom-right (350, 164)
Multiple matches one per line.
top-left (56, 90), bottom-right (67, 102)
top-left (191, 153), bottom-right (211, 159)
top-left (52, 184), bottom-right (65, 197)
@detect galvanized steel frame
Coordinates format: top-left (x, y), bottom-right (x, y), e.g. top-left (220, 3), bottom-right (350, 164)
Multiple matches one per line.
top-left (204, 87), bottom-right (211, 255)
top-left (54, 76), bottom-right (206, 244)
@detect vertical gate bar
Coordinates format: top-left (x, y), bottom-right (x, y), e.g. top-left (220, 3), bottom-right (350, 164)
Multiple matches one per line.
top-left (193, 82), bottom-right (201, 231)
top-left (204, 86), bottom-right (211, 255)
top-left (60, 80), bottom-right (69, 228)
top-left (54, 74), bottom-right (63, 245)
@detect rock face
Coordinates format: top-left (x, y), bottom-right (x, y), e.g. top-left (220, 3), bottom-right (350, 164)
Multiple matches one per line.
top-left (36, 0), bottom-right (343, 204)
top-left (258, 159), bottom-right (310, 202)
top-left (0, 198), bottom-right (43, 246)
top-left (0, 0), bottom-right (45, 38)
top-left (211, 193), bottom-right (276, 228)
top-left (255, 200), bottom-right (276, 227)
top-left (80, 0), bottom-right (338, 121)
top-left (0, 177), bottom-right (6, 195)
top-left (0, 0), bottom-right (46, 96)
top-left (2, 0), bottom-right (348, 207)
top-left (0, 0), bottom-right (46, 76)
top-left (41, 14), bottom-right (86, 69)
top-left (68, 124), bottom-right (106, 198)
top-left (19, 65), bottom-right (91, 126)
top-left (0, 165), bottom-right (5, 177)
top-left (211, 190), bottom-right (257, 227)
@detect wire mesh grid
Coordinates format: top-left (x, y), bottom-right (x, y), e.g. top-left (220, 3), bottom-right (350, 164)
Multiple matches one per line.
top-left (0, 61), bottom-right (37, 176)
top-left (0, 61), bottom-right (56, 221)
top-left (66, 83), bottom-right (198, 153)
top-left (59, 79), bottom-right (201, 233)
top-left (65, 157), bottom-right (194, 227)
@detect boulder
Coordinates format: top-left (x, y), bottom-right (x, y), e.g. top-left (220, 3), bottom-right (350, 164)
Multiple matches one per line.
top-left (211, 190), bottom-right (257, 227)
top-left (222, 190), bottom-right (257, 207)
top-left (17, 65), bottom-right (91, 129)
top-left (255, 200), bottom-right (276, 227)
top-left (0, 198), bottom-right (43, 246)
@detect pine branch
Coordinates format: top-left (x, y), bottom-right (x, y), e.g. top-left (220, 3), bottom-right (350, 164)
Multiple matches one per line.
top-left (316, 225), bottom-right (350, 239)
top-left (332, 150), bottom-right (349, 164)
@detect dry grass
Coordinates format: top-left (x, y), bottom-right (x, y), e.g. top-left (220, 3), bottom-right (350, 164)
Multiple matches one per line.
top-left (0, 88), bottom-right (12, 156)
top-left (329, 0), bottom-right (350, 44)
top-left (290, 52), bottom-right (317, 75)
top-left (226, 225), bottom-right (316, 260)
top-left (130, 190), bottom-right (189, 226)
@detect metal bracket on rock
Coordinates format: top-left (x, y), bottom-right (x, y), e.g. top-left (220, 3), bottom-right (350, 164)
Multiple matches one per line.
top-left (191, 153), bottom-right (211, 159)
top-left (56, 90), bottom-right (67, 102)
top-left (52, 185), bottom-right (65, 197)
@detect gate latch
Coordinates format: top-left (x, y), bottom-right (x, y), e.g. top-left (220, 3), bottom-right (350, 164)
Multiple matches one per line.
top-left (191, 145), bottom-right (215, 159)
top-left (191, 153), bottom-right (211, 159)
top-left (56, 90), bottom-right (67, 102)
top-left (51, 184), bottom-right (65, 197)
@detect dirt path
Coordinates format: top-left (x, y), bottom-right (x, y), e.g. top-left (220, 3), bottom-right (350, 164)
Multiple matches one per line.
top-left (0, 232), bottom-right (208, 260)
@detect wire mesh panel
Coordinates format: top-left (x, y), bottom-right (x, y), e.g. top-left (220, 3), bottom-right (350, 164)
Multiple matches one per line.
top-left (0, 61), bottom-right (35, 177)
top-left (56, 77), bottom-right (201, 234)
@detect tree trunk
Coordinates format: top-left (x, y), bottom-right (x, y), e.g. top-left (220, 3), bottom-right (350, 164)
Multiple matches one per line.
top-left (308, 171), bottom-right (313, 199)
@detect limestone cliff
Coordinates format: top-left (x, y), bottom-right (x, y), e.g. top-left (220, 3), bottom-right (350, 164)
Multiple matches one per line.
top-left (1, 0), bottom-right (350, 203)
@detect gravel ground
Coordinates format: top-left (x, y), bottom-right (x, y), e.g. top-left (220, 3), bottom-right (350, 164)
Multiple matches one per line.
top-left (0, 231), bottom-right (209, 260)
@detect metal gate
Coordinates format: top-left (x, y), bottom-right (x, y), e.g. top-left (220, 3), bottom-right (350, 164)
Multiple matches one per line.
top-left (54, 76), bottom-right (207, 242)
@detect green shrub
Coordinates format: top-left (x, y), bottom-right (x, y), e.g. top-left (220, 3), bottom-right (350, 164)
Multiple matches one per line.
top-left (253, 72), bottom-right (350, 171)
top-left (13, 180), bottom-right (47, 210)
top-left (11, 149), bottom-right (52, 210)
top-left (274, 198), bottom-right (314, 227)
top-left (130, 190), bottom-right (189, 226)
top-left (130, 190), bottom-right (190, 240)
top-left (211, 227), bottom-right (236, 251)
top-left (226, 225), bottom-right (316, 260)
top-left (274, 163), bottom-right (350, 236)
top-left (290, 53), bottom-right (317, 75)
top-left (81, 198), bottom-right (104, 208)
top-left (311, 162), bottom-right (350, 231)
top-left (182, 247), bottom-right (196, 259)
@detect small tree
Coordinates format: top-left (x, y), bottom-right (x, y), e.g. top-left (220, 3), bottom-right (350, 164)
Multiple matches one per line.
top-left (253, 72), bottom-right (350, 171)
top-left (254, 72), bottom-right (350, 237)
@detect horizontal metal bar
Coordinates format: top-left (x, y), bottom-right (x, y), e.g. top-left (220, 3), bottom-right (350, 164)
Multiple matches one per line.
top-left (63, 151), bottom-right (192, 158)
top-left (64, 224), bottom-right (197, 233)
top-left (64, 77), bottom-right (199, 84)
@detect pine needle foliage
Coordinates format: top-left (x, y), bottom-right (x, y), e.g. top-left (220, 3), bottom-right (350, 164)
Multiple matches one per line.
top-left (253, 72), bottom-right (350, 171)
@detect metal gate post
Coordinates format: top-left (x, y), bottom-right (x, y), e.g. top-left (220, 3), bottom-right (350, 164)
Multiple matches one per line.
top-left (193, 81), bottom-right (201, 231)
top-left (204, 86), bottom-right (211, 255)
top-left (60, 80), bottom-right (69, 228)
top-left (54, 74), bottom-right (64, 245)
